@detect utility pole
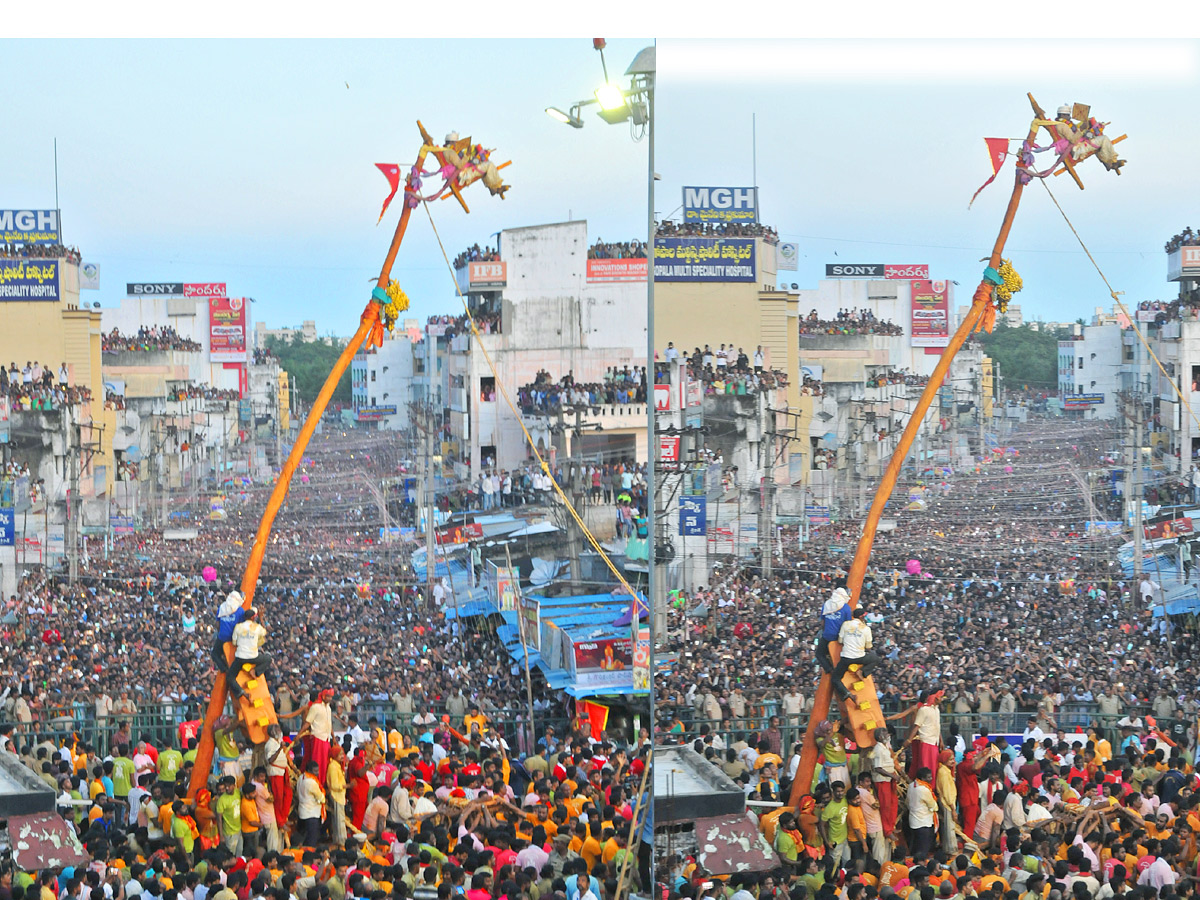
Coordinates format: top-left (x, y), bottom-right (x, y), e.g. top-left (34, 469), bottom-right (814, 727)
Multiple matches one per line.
top-left (760, 404), bottom-right (775, 579)
top-left (979, 365), bottom-right (987, 460)
top-left (1133, 390), bottom-right (1144, 581)
top-left (68, 423), bottom-right (79, 584)
top-left (424, 404), bottom-right (437, 608)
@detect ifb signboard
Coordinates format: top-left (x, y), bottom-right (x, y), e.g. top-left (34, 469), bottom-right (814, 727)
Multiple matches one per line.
top-left (679, 495), bottom-right (707, 536)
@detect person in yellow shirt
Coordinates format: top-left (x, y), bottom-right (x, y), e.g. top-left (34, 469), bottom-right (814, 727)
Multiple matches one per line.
top-left (327, 750), bottom-right (348, 847)
top-left (463, 706), bottom-right (488, 735)
top-left (600, 827), bottom-right (620, 865)
top-left (574, 822), bottom-right (601, 871)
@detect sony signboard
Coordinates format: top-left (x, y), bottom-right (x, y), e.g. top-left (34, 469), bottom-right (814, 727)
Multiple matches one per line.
top-left (127, 282), bottom-right (185, 296)
top-left (825, 264), bottom-right (931, 280)
top-left (682, 186), bottom-right (758, 223)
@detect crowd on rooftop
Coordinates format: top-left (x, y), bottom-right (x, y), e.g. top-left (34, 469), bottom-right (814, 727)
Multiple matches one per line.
top-left (103, 327), bottom-right (204, 353)
top-left (453, 245), bottom-right (501, 269)
top-left (801, 310), bottom-right (905, 337)
top-left (0, 242), bottom-right (83, 263)
top-left (1164, 229), bottom-right (1198, 253)
top-left (655, 221), bottom-right (780, 244)
top-left (587, 241), bottom-right (646, 260)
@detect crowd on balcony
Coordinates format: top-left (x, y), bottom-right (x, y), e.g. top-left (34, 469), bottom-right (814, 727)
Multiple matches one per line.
top-left (655, 220), bottom-right (780, 244)
top-left (452, 242), bottom-right (500, 268)
top-left (1164, 226), bottom-right (1198, 253)
top-left (172, 384), bottom-right (240, 401)
top-left (800, 373), bottom-right (824, 396)
top-left (102, 325), bottom-right (203, 352)
top-left (587, 239), bottom-right (646, 259)
top-left (0, 242), bottom-right (83, 263)
top-left (517, 367), bottom-right (646, 413)
top-left (800, 307), bottom-right (904, 336)
top-left (868, 369), bottom-right (930, 388)
top-left (427, 311), bottom-right (502, 337)
top-left (1, 360), bottom-right (92, 408)
top-left (252, 347), bottom-right (275, 364)
top-left (660, 343), bottom-right (790, 396)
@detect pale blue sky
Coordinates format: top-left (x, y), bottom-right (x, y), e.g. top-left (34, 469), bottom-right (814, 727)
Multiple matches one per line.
top-left (656, 40), bottom-right (1200, 323)
top-left (2, 39), bottom-right (652, 336)
top-left (7, 38), bottom-right (1200, 334)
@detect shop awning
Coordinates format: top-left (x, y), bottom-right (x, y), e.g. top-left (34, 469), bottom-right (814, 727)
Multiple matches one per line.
top-left (692, 812), bottom-right (780, 875)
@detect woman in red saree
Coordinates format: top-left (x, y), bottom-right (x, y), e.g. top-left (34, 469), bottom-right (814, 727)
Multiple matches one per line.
top-left (347, 747), bottom-right (372, 829)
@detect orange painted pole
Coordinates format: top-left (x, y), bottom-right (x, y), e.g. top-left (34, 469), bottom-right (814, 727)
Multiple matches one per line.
top-left (188, 198), bottom-right (416, 800)
top-left (789, 95), bottom-right (1048, 808)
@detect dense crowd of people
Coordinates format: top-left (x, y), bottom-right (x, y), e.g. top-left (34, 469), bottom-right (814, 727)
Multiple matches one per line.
top-left (427, 313), bottom-right (502, 338)
top-left (0, 241), bottom-right (83, 263)
top-left (801, 309), bottom-right (905, 337)
top-left (103, 327), bottom-right (204, 353)
top-left (516, 370), bottom-right (647, 413)
top-left (1164, 228), bottom-right (1198, 253)
top-left (656, 221), bottom-right (781, 244)
top-left (254, 348), bottom-right (277, 365)
top-left (0, 429), bottom-right (653, 900)
top-left (657, 418), bottom-right (1198, 899)
top-left (587, 241), bottom-right (646, 260)
top-left (173, 385), bottom-right (241, 402)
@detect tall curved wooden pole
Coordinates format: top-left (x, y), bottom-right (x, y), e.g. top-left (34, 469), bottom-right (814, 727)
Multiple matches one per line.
top-left (789, 94), bottom-right (1048, 808)
top-left (187, 196), bottom-right (416, 800)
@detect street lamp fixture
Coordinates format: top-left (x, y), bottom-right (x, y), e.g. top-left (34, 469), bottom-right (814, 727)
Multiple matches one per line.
top-left (544, 106), bottom-right (583, 129)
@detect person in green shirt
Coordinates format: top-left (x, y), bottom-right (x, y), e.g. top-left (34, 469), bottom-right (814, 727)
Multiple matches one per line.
top-left (798, 856), bottom-right (826, 896)
top-left (158, 743), bottom-right (184, 789)
top-left (818, 780), bottom-right (850, 874)
top-left (213, 776), bottom-right (243, 856)
top-left (112, 749), bottom-right (136, 799)
top-left (171, 799), bottom-right (196, 860)
top-left (182, 737), bottom-right (198, 766)
top-left (773, 812), bottom-right (804, 872)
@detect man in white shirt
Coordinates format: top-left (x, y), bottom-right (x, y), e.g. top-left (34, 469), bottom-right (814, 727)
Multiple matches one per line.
top-left (664, 342), bottom-right (678, 362)
top-left (832, 607), bottom-right (881, 694)
top-left (1137, 844), bottom-right (1176, 893)
top-left (227, 608), bottom-right (270, 699)
top-left (1021, 717), bottom-right (1046, 745)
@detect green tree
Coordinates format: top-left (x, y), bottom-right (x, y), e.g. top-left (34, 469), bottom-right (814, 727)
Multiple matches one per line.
top-left (265, 335), bottom-right (352, 406)
top-left (977, 322), bottom-right (1070, 390)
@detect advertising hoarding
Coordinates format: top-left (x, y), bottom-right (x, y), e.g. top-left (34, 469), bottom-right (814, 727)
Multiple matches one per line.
top-left (654, 237), bottom-right (755, 282)
top-left (1167, 246), bottom-right (1200, 282)
top-left (682, 186), bottom-right (759, 223)
top-left (356, 405), bottom-right (398, 420)
top-left (910, 279), bottom-right (950, 348)
top-left (0, 209), bottom-right (60, 244)
top-left (209, 296), bottom-right (247, 362)
top-left (0, 260), bottom-right (58, 301)
top-left (679, 495), bottom-right (707, 535)
top-left (467, 261), bottom-right (506, 288)
top-left (586, 258), bottom-right (647, 282)
top-left (1062, 393), bottom-right (1105, 409)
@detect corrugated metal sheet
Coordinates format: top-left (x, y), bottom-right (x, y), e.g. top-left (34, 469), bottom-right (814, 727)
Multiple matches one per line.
top-left (6, 812), bottom-right (88, 871)
top-left (692, 812), bottom-right (780, 875)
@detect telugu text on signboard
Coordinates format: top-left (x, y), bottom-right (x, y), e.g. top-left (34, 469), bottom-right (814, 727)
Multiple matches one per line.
top-left (910, 279), bottom-right (950, 348)
top-left (654, 237), bottom-right (756, 283)
top-left (0, 209), bottom-right (60, 245)
top-left (0, 260), bottom-right (59, 302)
top-left (682, 186), bottom-right (759, 223)
top-left (209, 296), bottom-right (247, 362)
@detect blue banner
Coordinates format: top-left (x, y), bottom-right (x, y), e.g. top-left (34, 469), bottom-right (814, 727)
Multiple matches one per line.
top-left (654, 237), bottom-right (756, 283)
top-left (682, 186), bottom-right (758, 223)
top-left (0, 259), bottom-right (59, 301)
top-left (0, 209), bottom-right (61, 244)
top-left (679, 495), bottom-right (707, 536)
top-left (0, 508), bottom-right (14, 546)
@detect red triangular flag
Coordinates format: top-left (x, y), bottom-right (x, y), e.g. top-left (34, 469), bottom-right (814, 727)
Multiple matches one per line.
top-left (375, 163), bottom-right (401, 223)
top-left (968, 138), bottom-right (1010, 208)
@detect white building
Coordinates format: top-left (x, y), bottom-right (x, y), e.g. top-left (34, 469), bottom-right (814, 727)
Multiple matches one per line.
top-left (351, 329), bottom-right (417, 431)
top-left (438, 220), bottom-right (648, 476)
top-left (1057, 323), bottom-right (1123, 419)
